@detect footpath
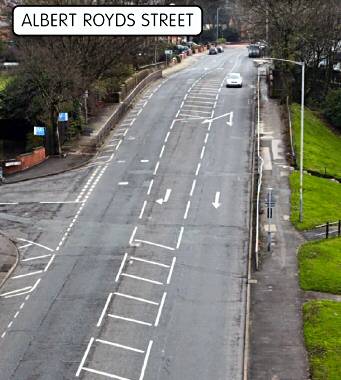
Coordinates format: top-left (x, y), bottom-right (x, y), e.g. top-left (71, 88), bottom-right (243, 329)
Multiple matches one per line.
top-left (4, 51), bottom-right (207, 184)
top-left (249, 73), bottom-right (309, 379)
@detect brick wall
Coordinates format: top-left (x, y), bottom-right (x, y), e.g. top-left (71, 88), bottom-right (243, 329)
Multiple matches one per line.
top-left (4, 147), bottom-right (46, 175)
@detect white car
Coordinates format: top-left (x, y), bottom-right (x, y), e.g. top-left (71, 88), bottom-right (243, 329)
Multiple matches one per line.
top-left (226, 73), bottom-right (243, 88)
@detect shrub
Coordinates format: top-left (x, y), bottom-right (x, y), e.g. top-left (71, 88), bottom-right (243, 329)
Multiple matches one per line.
top-left (323, 89), bottom-right (341, 129)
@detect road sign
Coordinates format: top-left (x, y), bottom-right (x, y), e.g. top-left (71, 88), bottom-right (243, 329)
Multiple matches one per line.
top-left (58, 112), bottom-right (68, 122)
top-left (34, 126), bottom-right (45, 136)
top-left (4, 160), bottom-right (21, 167)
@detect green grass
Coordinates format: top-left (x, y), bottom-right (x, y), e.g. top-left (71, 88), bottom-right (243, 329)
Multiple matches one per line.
top-left (290, 171), bottom-right (341, 230)
top-left (299, 238), bottom-right (341, 294)
top-left (303, 300), bottom-right (341, 380)
top-left (291, 104), bottom-right (341, 180)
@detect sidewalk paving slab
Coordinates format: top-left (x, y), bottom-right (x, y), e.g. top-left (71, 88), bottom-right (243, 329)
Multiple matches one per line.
top-left (249, 76), bottom-right (309, 380)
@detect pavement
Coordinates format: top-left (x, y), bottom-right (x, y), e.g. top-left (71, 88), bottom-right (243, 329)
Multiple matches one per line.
top-left (248, 73), bottom-right (309, 379)
top-left (0, 46), bottom-right (255, 380)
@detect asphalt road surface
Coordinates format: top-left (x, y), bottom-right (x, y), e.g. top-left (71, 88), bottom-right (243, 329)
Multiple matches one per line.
top-left (0, 46), bottom-right (255, 380)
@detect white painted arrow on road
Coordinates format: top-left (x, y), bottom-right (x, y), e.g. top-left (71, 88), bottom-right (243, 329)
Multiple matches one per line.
top-left (212, 192), bottom-right (222, 209)
top-left (156, 189), bottom-right (172, 205)
top-left (202, 112), bottom-right (233, 126)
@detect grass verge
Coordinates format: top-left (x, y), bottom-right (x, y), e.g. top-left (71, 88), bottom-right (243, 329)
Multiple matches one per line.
top-left (291, 104), bottom-right (341, 180)
top-left (303, 300), bottom-right (341, 380)
top-left (298, 238), bottom-right (341, 294)
top-left (290, 171), bottom-right (341, 230)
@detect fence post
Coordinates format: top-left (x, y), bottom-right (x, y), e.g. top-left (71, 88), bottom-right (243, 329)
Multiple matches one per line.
top-left (338, 220), bottom-right (341, 237)
top-left (326, 222), bottom-right (329, 239)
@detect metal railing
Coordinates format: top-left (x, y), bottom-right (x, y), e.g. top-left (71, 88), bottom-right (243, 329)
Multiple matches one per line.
top-left (315, 220), bottom-right (341, 239)
top-left (255, 69), bottom-right (264, 270)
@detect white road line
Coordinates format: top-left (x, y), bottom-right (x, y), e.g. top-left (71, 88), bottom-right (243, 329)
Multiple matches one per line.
top-left (97, 293), bottom-right (113, 327)
top-left (0, 202), bottom-right (18, 205)
top-left (1, 286), bottom-right (32, 297)
top-left (147, 179), bottom-right (154, 195)
top-left (205, 133), bottom-right (209, 144)
top-left (14, 311), bottom-right (19, 319)
top-left (159, 145), bottom-right (165, 158)
top-left (44, 254), bottom-right (55, 272)
top-left (21, 254), bottom-right (51, 262)
top-left (187, 96), bottom-right (215, 101)
top-left (139, 340), bottom-right (153, 380)
top-left (154, 292), bottom-right (167, 327)
top-left (12, 270), bottom-right (43, 280)
top-left (1, 332), bottom-right (6, 339)
top-left (108, 314), bottom-right (152, 327)
top-left (18, 243), bottom-right (33, 249)
top-left (181, 109), bottom-right (211, 115)
top-left (195, 163), bottom-right (201, 176)
top-left (139, 201), bottom-right (147, 219)
top-left (176, 226), bottom-right (184, 249)
top-left (186, 99), bottom-right (215, 105)
top-left (76, 337), bottom-right (95, 377)
top-left (164, 131), bottom-right (170, 142)
top-left (39, 201), bottom-right (82, 204)
top-left (134, 239), bottom-right (175, 251)
top-left (200, 146), bottom-right (206, 160)
top-left (118, 181), bottom-right (129, 185)
top-left (183, 201), bottom-right (191, 220)
top-left (178, 112), bottom-right (206, 118)
top-left (96, 338), bottom-right (145, 354)
top-left (167, 257), bottom-right (176, 285)
top-left (153, 161), bottom-right (160, 175)
top-left (115, 253), bottom-right (128, 282)
top-left (190, 179), bottom-right (197, 197)
top-left (140, 159), bottom-right (149, 163)
top-left (114, 292), bottom-right (159, 306)
top-left (183, 103), bottom-right (212, 109)
top-left (116, 140), bottom-right (122, 151)
top-left (130, 256), bottom-right (170, 268)
top-left (82, 367), bottom-right (132, 380)
top-left (121, 273), bottom-right (163, 285)
top-left (129, 227), bottom-right (138, 246)
top-left (17, 238), bottom-right (54, 252)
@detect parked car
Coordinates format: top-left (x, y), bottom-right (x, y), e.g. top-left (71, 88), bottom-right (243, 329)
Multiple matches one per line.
top-left (217, 46), bottom-right (224, 53)
top-left (209, 47), bottom-right (218, 55)
top-left (248, 44), bottom-right (261, 58)
top-left (226, 73), bottom-right (243, 88)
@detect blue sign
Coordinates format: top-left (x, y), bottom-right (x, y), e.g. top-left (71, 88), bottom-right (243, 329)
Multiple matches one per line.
top-left (34, 126), bottom-right (45, 136)
top-left (58, 112), bottom-right (68, 122)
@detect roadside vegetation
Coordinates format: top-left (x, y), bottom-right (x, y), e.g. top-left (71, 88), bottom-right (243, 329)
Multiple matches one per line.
top-left (290, 172), bottom-right (341, 230)
top-left (291, 104), bottom-right (341, 180)
top-left (303, 300), bottom-right (341, 380)
top-left (299, 238), bottom-right (341, 294)
top-left (0, 73), bottom-right (12, 92)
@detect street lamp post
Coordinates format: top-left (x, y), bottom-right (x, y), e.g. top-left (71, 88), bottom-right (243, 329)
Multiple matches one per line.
top-left (260, 57), bottom-right (305, 222)
top-left (216, 8), bottom-right (220, 41)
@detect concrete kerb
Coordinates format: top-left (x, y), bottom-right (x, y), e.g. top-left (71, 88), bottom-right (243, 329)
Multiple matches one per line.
top-left (243, 75), bottom-right (258, 380)
top-left (0, 231), bottom-right (19, 290)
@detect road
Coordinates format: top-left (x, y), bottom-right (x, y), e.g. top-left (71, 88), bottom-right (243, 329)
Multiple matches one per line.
top-left (0, 46), bottom-right (255, 380)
